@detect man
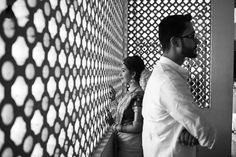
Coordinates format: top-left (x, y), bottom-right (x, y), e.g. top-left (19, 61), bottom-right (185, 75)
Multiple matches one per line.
top-left (142, 14), bottom-right (216, 157)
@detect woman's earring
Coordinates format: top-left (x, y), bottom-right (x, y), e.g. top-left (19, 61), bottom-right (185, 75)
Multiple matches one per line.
top-left (126, 83), bottom-right (130, 91)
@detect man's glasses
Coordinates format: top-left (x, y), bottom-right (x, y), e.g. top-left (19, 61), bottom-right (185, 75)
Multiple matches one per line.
top-left (179, 33), bottom-right (196, 39)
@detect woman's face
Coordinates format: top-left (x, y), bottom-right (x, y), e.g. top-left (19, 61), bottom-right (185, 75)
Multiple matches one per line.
top-left (119, 64), bottom-right (132, 84)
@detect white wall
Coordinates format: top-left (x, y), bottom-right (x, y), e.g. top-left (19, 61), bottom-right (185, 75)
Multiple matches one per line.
top-left (198, 0), bottom-right (234, 156)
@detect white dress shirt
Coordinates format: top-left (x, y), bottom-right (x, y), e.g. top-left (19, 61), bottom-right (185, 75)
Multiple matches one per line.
top-left (142, 56), bottom-right (216, 157)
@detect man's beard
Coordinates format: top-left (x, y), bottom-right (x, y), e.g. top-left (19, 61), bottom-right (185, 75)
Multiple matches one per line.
top-left (181, 42), bottom-right (198, 58)
top-left (182, 47), bottom-right (197, 58)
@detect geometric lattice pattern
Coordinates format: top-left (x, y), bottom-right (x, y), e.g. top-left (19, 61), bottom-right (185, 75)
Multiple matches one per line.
top-left (0, 0), bottom-right (125, 156)
top-left (128, 0), bottom-right (211, 108)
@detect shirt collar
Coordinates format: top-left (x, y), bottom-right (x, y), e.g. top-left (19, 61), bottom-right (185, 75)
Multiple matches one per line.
top-left (159, 56), bottom-right (189, 79)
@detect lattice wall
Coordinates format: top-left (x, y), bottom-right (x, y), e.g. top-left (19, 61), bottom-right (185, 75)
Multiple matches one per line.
top-left (0, 0), bottom-right (125, 156)
top-left (128, 0), bottom-right (211, 108)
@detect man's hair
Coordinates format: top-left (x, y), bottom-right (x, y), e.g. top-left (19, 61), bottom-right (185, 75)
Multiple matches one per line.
top-left (159, 13), bottom-right (192, 51)
top-left (123, 55), bottom-right (145, 82)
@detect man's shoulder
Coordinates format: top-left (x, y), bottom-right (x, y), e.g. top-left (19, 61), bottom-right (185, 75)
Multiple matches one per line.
top-left (152, 63), bottom-right (181, 81)
top-left (150, 67), bottom-right (188, 94)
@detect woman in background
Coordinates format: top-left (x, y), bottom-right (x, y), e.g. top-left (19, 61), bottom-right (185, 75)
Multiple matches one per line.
top-left (106, 55), bottom-right (145, 157)
top-left (140, 68), bottom-right (152, 91)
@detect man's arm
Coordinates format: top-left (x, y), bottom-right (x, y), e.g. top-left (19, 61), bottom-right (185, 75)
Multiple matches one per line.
top-left (161, 80), bottom-right (216, 149)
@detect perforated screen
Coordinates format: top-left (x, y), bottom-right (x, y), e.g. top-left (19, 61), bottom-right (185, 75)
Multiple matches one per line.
top-left (0, 0), bottom-right (126, 156)
top-left (128, 0), bottom-right (211, 108)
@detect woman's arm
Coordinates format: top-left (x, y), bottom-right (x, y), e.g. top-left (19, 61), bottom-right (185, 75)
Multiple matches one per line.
top-left (105, 100), bottom-right (118, 126)
top-left (114, 97), bottom-right (143, 133)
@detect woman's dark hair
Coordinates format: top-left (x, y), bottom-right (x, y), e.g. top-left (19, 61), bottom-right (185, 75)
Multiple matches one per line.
top-left (159, 13), bottom-right (192, 51)
top-left (123, 55), bottom-right (145, 82)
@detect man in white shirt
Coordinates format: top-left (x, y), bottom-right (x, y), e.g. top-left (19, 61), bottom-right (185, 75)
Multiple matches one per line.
top-left (142, 14), bottom-right (216, 157)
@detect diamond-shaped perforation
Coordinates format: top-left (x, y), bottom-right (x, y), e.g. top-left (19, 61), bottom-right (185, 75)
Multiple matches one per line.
top-left (128, 0), bottom-right (211, 108)
top-left (0, 0), bottom-right (125, 156)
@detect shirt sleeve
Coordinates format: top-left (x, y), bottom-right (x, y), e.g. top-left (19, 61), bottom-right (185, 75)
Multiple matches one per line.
top-left (160, 78), bottom-right (216, 149)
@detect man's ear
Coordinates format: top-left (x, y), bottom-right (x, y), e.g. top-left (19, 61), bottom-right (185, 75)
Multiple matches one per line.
top-left (170, 37), bottom-right (180, 48)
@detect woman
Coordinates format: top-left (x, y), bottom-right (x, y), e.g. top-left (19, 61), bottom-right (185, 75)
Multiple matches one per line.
top-left (106, 55), bottom-right (145, 157)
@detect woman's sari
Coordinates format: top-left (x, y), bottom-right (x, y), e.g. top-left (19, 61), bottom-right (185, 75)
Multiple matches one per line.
top-left (114, 86), bottom-right (144, 157)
